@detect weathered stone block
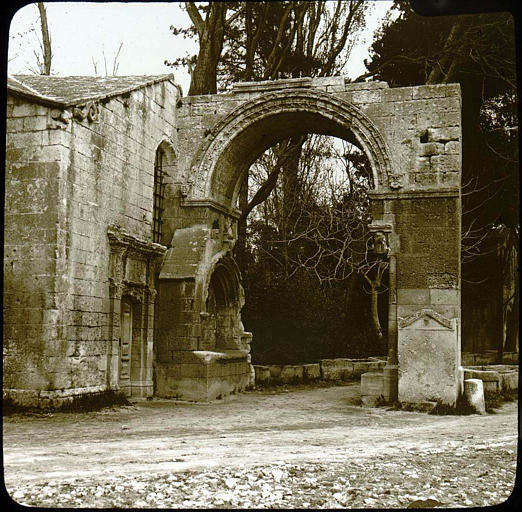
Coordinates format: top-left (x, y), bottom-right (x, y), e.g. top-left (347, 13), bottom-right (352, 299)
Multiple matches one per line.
top-left (351, 361), bottom-right (372, 378)
top-left (267, 365), bottom-right (282, 378)
top-left (351, 89), bottom-right (382, 103)
top-left (361, 372), bottom-right (384, 395)
top-left (360, 372), bottom-right (384, 407)
top-left (430, 289), bottom-right (459, 306)
top-left (254, 365), bottom-right (271, 384)
top-left (439, 172), bottom-right (460, 186)
top-left (412, 84), bottom-right (457, 100)
top-left (320, 359), bottom-right (353, 381)
top-left (382, 87), bottom-right (413, 102)
top-left (398, 288), bottom-right (430, 305)
top-left (419, 142), bottom-right (444, 157)
top-left (463, 369), bottom-right (500, 383)
top-left (368, 361), bottom-right (385, 371)
top-left (303, 363), bottom-right (321, 381)
top-left (430, 154), bottom-right (460, 173)
top-left (414, 172), bottom-right (438, 186)
top-left (498, 371), bottom-right (518, 391)
top-left (414, 156), bottom-right (431, 173)
top-left (279, 365), bottom-right (304, 383)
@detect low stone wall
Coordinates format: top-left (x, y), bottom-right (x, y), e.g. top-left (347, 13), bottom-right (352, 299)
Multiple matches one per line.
top-left (253, 357), bottom-right (387, 386)
top-left (461, 351), bottom-right (518, 366)
top-left (463, 365), bottom-right (518, 393)
top-left (156, 350), bottom-right (252, 401)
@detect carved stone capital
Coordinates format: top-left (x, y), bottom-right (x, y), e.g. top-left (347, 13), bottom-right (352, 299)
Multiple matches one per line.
top-left (389, 174), bottom-right (403, 189)
top-left (145, 287), bottom-right (158, 303)
top-left (73, 101), bottom-right (99, 123)
top-left (108, 279), bottom-right (126, 300)
top-left (49, 108), bottom-right (72, 129)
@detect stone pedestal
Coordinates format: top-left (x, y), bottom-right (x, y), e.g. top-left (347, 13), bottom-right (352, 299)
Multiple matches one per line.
top-left (398, 309), bottom-right (460, 406)
top-left (155, 349), bottom-right (251, 401)
top-left (464, 378), bottom-right (486, 414)
top-left (361, 372), bottom-right (384, 407)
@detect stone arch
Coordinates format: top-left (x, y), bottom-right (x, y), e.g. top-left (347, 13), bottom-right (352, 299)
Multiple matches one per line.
top-left (200, 252), bottom-right (244, 351)
top-left (201, 252), bottom-right (243, 311)
top-left (155, 139), bottom-right (177, 174)
top-left (189, 88), bottom-right (395, 206)
top-left (153, 140), bottom-right (177, 245)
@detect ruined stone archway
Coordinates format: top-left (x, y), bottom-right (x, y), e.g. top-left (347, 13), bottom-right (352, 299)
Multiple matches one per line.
top-left (157, 77), bottom-right (463, 406)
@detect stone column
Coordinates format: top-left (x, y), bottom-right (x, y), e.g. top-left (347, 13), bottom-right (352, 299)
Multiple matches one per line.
top-left (383, 253), bottom-right (398, 402)
top-left (143, 287), bottom-right (157, 396)
top-left (368, 222), bottom-right (397, 403)
top-left (107, 279), bottom-right (125, 390)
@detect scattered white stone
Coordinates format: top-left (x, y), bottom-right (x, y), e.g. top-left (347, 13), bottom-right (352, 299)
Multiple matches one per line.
top-left (272, 468), bottom-right (284, 482)
top-left (225, 478), bottom-right (237, 489)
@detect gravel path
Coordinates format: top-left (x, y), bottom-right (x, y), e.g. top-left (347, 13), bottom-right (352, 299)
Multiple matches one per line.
top-left (3, 383), bottom-right (518, 508)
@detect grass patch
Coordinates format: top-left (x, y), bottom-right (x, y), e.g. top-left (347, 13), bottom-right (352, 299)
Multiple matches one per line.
top-left (484, 388), bottom-right (518, 413)
top-left (3, 389), bottom-right (130, 416)
top-left (429, 386), bottom-right (518, 415)
top-left (430, 394), bottom-right (476, 415)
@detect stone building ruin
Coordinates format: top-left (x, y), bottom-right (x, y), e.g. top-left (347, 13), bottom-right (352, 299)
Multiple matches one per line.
top-left (4, 74), bottom-right (463, 408)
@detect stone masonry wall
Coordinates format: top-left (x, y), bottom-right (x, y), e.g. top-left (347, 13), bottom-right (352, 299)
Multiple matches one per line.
top-left (4, 80), bottom-right (180, 406)
top-left (174, 77), bottom-right (462, 405)
top-left (4, 97), bottom-right (69, 404)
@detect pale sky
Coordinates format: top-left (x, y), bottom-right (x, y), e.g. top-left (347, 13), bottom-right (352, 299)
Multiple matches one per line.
top-left (8, 1), bottom-right (393, 96)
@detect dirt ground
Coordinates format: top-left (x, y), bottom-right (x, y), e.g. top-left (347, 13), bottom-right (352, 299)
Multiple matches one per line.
top-left (3, 382), bottom-right (519, 508)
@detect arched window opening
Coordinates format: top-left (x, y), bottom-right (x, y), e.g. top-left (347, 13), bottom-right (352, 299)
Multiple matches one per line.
top-left (153, 148), bottom-right (166, 244)
top-left (201, 259), bottom-right (241, 351)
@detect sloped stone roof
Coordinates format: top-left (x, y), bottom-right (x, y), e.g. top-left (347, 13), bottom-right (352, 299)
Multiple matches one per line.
top-left (7, 74), bottom-right (177, 107)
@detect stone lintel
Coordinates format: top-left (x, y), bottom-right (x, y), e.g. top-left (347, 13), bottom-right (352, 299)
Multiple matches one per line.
top-left (368, 222), bottom-right (393, 233)
top-left (231, 77), bottom-right (312, 93)
top-left (182, 198), bottom-right (241, 219)
top-left (107, 225), bottom-right (167, 256)
top-left (368, 188), bottom-right (459, 200)
top-left (398, 308), bottom-right (453, 329)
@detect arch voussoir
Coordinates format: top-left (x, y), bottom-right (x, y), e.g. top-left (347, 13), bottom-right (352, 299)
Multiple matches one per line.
top-left (189, 88), bottom-right (396, 205)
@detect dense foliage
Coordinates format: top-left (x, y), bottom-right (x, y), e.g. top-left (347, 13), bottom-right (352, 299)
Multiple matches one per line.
top-left (241, 137), bottom-right (389, 364)
top-left (365, 1), bottom-right (518, 353)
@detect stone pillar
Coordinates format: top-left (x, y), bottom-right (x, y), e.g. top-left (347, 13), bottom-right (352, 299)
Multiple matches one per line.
top-left (464, 378), bottom-right (486, 414)
top-left (391, 194), bottom-right (462, 406)
top-left (143, 287), bottom-right (157, 396)
top-left (383, 254), bottom-right (398, 402)
top-left (369, 221), bottom-right (398, 403)
top-left (107, 279), bottom-right (125, 390)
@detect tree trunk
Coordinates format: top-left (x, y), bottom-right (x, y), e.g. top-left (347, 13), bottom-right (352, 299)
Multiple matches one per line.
top-left (235, 174), bottom-right (249, 271)
top-left (37, 3), bottom-right (52, 75)
top-left (370, 282), bottom-right (383, 339)
top-left (280, 136), bottom-right (305, 278)
top-left (186, 3), bottom-right (226, 96)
